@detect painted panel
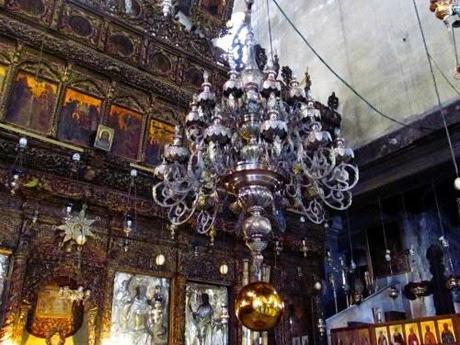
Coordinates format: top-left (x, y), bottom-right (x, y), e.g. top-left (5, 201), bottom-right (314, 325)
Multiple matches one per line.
top-left (389, 324), bottom-right (404, 345)
top-left (107, 104), bottom-right (143, 160)
top-left (5, 0), bottom-right (55, 26)
top-left (57, 88), bottom-right (102, 147)
top-left (58, 4), bottom-right (103, 47)
top-left (0, 64), bottom-right (7, 97)
top-left (437, 319), bottom-right (456, 344)
top-left (35, 285), bottom-right (74, 318)
top-left (144, 118), bottom-right (174, 166)
top-left (375, 327), bottom-right (390, 345)
top-left (185, 282), bottom-right (228, 345)
top-left (5, 71), bottom-right (58, 134)
top-left (0, 254), bottom-right (9, 309)
top-left (110, 271), bottom-right (170, 345)
top-left (420, 321), bottom-right (438, 345)
top-left (105, 25), bottom-right (142, 65)
top-left (405, 323), bottom-right (421, 345)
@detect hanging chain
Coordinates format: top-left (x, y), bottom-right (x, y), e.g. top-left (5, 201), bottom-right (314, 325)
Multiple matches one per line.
top-left (412, 0), bottom-right (459, 177)
top-left (432, 182), bottom-right (455, 274)
top-left (378, 198), bottom-right (393, 276)
top-left (453, 29), bottom-right (460, 70)
top-left (346, 210), bottom-right (354, 267)
top-left (265, 0), bottom-right (274, 61)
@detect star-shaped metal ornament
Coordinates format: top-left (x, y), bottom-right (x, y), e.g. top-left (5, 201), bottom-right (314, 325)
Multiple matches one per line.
top-left (57, 204), bottom-right (98, 248)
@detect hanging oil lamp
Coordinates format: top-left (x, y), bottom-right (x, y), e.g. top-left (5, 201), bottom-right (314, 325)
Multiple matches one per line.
top-left (5, 137), bottom-right (28, 195)
top-left (388, 286), bottom-right (400, 299)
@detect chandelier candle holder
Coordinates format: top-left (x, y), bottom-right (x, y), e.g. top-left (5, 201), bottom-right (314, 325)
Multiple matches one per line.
top-left (152, 0), bottom-right (358, 267)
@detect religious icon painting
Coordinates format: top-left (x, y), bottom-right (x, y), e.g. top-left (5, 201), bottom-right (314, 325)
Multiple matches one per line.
top-left (94, 124), bottom-right (114, 152)
top-left (107, 104), bottom-right (143, 160)
top-left (420, 321), bottom-right (438, 345)
top-left (389, 324), bottom-right (405, 345)
top-left (437, 319), bottom-right (456, 344)
top-left (331, 330), bottom-right (342, 345)
top-left (185, 282), bottom-right (228, 345)
top-left (358, 328), bottom-right (371, 345)
top-left (405, 323), bottom-right (421, 345)
top-left (58, 88), bottom-right (102, 147)
top-left (144, 118), bottom-right (175, 166)
top-left (110, 272), bottom-right (170, 345)
top-left (375, 326), bottom-right (390, 345)
top-left (5, 71), bottom-right (58, 134)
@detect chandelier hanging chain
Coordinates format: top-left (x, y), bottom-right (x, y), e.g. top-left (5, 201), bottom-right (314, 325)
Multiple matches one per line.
top-left (412, 0), bottom-right (459, 178)
top-left (452, 28), bottom-right (460, 70)
top-left (429, 52), bottom-right (460, 96)
top-left (270, 0), bottom-right (434, 133)
top-left (378, 198), bottom-right (393, 276)
top-left (265, 0), bottom-right (274, 62)
top-left (432, 181), bottom-right (456, 275)
top-left (345, 210), bottom-right (354, 269)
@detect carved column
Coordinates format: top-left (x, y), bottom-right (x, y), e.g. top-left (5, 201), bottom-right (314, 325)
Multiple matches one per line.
top-left (99, 267), bottom-right (116, 344)
top-left (0, 221), bottom-right (32, 343)
top-left (0, 43), bottom-right (23, 120)
top-left (86, 305), bottom-right (98, 345)
top-left (171, 275), bottom-right (186, 345)
top-left (50, 63), bottom-right (72, 137)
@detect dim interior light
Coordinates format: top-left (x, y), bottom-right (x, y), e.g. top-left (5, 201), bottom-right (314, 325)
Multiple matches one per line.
top-left (219, 264), bottom-right (229, 275)
top-left (155, 254), bottom-right (166, 266)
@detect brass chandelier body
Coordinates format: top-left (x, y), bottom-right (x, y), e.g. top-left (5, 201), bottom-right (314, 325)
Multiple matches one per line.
top-left (152, 0), bottom-right (358, 262)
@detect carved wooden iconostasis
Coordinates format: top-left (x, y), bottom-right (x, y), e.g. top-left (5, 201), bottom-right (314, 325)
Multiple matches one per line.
top-left (0, 0), bottom-right (326, 345)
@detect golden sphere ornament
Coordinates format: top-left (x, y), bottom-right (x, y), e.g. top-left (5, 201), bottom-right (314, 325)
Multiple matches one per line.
top-left (235, 282), bottom-right (284, 331)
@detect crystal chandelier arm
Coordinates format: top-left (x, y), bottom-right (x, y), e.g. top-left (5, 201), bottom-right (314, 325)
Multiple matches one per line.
top-left (168, 200), bottom-right (197, 225)
top-left (301, 147), bottom-right (336, 180)
top-left (196, 208), bottom-right (219, 234)
top-left (304, 198), bottom-right (326, 224)
top-left (187, 145), bottom-right (204, 179)
top-left (320, 189), bottom-right (353, 211)
top-left (321, 163), bottom-right (359, 192)
top-left (152, 163), bottom-right (200, 212)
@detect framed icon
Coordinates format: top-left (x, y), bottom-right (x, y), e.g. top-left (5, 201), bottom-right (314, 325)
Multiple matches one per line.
top-left (420, 321), bottom-right (438, 345)
top-left (185, 282), bottom-right (228, 345)
top-left (110, 271), bottom-right (170, 345)
top-left (375, 326), bottom-right (390, 345)
top-left (358, 328), bottom-right (371, 345)
top-left (389, 324), bottom-right (405, 345)
top-left (405, 323), bottom-right (421, 345)
top-left (437, 318), bottom-right (456, 344)
top-left (94, 124), bottom-right (114, 151)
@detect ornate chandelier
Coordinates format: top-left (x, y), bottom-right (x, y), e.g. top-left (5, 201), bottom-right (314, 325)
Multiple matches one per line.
top-left (152, 0), bottom-right (358, 265)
